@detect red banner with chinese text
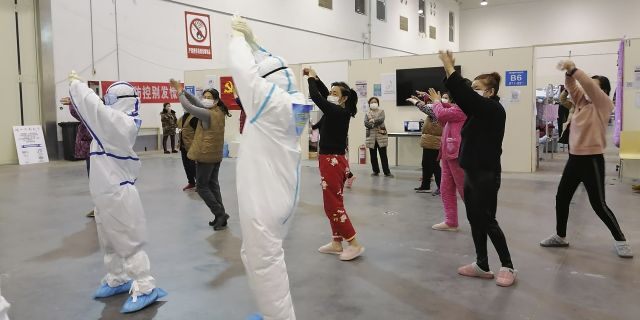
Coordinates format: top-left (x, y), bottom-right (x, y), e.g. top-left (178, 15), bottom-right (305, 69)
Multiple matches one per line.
top-left (100, 81), bottom-right (181, 104)
top-left (220, 76), bottom-right (241, 110)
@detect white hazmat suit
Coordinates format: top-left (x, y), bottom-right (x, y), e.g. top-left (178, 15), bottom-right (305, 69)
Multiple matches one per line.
top-left (69, 80), bottom-right (158, 307)
top-left (229, 18), bottom-right (311, 320)
top-left (0, 293), bottom-right (9, 320)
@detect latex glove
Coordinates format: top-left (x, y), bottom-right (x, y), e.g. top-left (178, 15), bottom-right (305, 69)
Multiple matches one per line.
top-left (231, 15), bottom-right (258, 49)
top-left (68, 70), bottom-right (82, 84)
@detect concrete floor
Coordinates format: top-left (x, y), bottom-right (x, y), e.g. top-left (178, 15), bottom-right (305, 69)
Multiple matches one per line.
top-left (0, 147), bottom-right (639, 320)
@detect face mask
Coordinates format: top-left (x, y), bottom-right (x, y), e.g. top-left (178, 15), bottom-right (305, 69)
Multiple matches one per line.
top-left (202, 99), bottom-right (215, 108)
top-left (441, 98), bottom-right (450, 104)
top-left (474, 89), bottom-right (486, 97)
top-left (369, 103), bottom-right (379, 109)
top-left (327, 96), bottom-right (340, 104)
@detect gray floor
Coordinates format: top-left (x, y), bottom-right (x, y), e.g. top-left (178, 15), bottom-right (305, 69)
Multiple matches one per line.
top-left (0, 147), bottom-right (639, 320)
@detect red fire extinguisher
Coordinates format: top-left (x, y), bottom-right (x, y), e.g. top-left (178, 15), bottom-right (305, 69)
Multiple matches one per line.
top-left (359, 144), bottom-right (367, 164)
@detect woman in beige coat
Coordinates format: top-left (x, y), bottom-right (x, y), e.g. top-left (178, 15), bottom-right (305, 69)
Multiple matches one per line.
top-left (364, 97), bottom-right (392, 177)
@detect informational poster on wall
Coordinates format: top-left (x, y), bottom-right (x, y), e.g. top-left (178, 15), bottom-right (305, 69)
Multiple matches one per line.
top-left (381, 73), bottom-right (396, 101)
top-left (634, 66), bottom-right (640, 89)
top-left (185, 11), bottom-right (213, 59)
top-left (355, 80), bottom-right (368, 111)
top-left (373, 83), bottom-right (382, 97)
top-left (219, 76), bottom-right (241, 110)
top-left (13, 125), bottom-right (49, 165)
top-left (205, 75), bottom-right (219, 90)
top-left (100, 81), bottom-right (181, 103)
top-left (184, 85), bottom-right (196, 95)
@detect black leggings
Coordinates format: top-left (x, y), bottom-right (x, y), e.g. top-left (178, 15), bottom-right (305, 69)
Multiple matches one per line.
top-left (163, 134), bottom-right (176, 151)
top-left (464, 169), bottom-right (513, 271)
top-left (555, 154), bottom-right (625, 241)
top-left (421, 148), bottom-right (441, 189)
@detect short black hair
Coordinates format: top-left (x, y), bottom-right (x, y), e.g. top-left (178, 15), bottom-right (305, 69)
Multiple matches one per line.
top-left (591, 75), bottom-right (611, 96)
top-left (368, 97), bottom-right (380, 104)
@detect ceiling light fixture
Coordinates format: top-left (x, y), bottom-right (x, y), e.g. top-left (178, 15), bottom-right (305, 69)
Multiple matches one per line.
top-left (418, 9), bottom-right (424, 14)
top-left (480, 1), bottom-right (488, 5)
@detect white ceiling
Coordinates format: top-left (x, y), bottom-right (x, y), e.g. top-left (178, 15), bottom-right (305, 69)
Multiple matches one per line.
top-left (457, 0), bottom-right (547, 10)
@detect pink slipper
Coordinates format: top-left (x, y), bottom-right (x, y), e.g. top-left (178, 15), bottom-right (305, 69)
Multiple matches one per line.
top-left (496, 267), bottom-right (517, 287)
top-left (457, 262), bottom-right (494, 279)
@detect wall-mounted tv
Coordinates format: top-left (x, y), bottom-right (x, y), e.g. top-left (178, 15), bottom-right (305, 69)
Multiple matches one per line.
top-left (396, 66), bottom-right (461, 106)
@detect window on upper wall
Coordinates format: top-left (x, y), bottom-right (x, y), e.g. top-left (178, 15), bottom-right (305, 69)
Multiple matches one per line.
top-left (318, 0), bottom-right (332, 10)
top-left (355, 0), bottom-right (366, 15)
top-left (400, 16), bottom-right (408, 31)
top-left (418, 0), bottom-right (426, 34)
top-left (376, 0), bottom-right (386, 21)
top-left (449, 11), bottom-right (455, 42)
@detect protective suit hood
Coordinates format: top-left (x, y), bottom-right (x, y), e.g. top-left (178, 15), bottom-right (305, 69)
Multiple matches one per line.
top-left (105, 82), bottom-right (140, 117)
top-left (255, 49), bottom-right (298, 94)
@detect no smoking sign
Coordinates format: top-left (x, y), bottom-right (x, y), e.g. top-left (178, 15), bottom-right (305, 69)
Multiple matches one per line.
top-left (185, 11), bottom-right (212, 59)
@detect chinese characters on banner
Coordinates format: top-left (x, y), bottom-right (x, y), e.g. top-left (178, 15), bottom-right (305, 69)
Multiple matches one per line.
top-left (100, 81), bottom-right (181, 104)
top-left (185, 11), bottom-right (213, 59)
top-left (219, 76), bottom-right (241, 110)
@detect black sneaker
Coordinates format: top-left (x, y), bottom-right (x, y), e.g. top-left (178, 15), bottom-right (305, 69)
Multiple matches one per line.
top-left (415, 187), bottom-right (432, 193)
top-left (164, 150), bottom-right (170, 154)
top-left (384, 174), bottom-right (395, 178)
top-left (371, 173), bottom-right (379, 176)
top-left (213, 214), bottom-right (230, 231)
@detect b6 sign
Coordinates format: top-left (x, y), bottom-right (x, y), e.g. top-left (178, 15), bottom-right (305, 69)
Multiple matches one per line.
top-left (505, 71), bottom-right (527, 87)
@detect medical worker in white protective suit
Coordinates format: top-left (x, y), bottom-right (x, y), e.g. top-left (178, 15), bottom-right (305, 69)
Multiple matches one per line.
top-left (67, 74), bottom-right (167, 314)
top-left (229, 17), bottom-right (311, 320)
top-left (0, 283), bottom-right (9, 320)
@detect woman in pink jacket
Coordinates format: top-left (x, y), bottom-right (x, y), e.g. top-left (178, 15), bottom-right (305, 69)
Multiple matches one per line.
top-left (429, 89), bottom-right (467, 231)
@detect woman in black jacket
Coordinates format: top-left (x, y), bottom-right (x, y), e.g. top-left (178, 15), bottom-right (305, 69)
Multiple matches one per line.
top-left (306, 67), bottom-right (365, 261)
top-left (439, 50), bottom-right (516, 287)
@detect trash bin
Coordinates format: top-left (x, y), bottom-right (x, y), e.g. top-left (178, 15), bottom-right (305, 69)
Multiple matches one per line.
top-left (58, 122), bottom-right (80, 161)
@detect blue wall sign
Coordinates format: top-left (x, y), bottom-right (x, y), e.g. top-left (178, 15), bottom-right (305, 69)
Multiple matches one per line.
top-left (505, 71), bottom-right (527, 86)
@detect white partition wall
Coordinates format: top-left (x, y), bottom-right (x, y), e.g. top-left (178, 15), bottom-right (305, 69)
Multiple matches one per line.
top-left (0, 0), bottom-right (41, 165)
top-left (621, 38), bottom-right (640, 179)
top-left (348, 47), bottom-right (536, 172)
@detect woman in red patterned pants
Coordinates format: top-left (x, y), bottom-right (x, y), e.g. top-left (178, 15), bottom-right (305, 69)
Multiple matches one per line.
top-left (307, 67), bottom-right (365, 261)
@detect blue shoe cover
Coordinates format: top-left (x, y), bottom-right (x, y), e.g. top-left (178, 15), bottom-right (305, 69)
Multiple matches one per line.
top-left (94, 280), bottom-right (132, 299)
top-left (120, 288), bottom-right (167, 313)
top-left (246, 313), bottom-right (264, 320)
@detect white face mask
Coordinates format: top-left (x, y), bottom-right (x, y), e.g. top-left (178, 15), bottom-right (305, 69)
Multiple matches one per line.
top-left (369, 103), bottom-right (379, 110)
top-left (201, 99), bottom-right (215, 108)
top-left (441, 98), bottom-right (450, 104)
top-left (327, 95), bottom-right (340, 104)
top-left (474, 89), bottom-right (486, 97)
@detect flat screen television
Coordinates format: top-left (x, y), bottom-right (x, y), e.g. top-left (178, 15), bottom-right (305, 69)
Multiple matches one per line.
top-left (396, 66), bottom-right (462, 106)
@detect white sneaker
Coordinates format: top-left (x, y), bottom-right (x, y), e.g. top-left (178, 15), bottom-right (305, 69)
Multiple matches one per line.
top-left (339, 245), bottom-right (365, 261)
top-left (615, 241), bottom-right (634, 258)
top-left (318, 243), bottom-right (343, 255)
top-left (432, 222), bottom-right (458, 232)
